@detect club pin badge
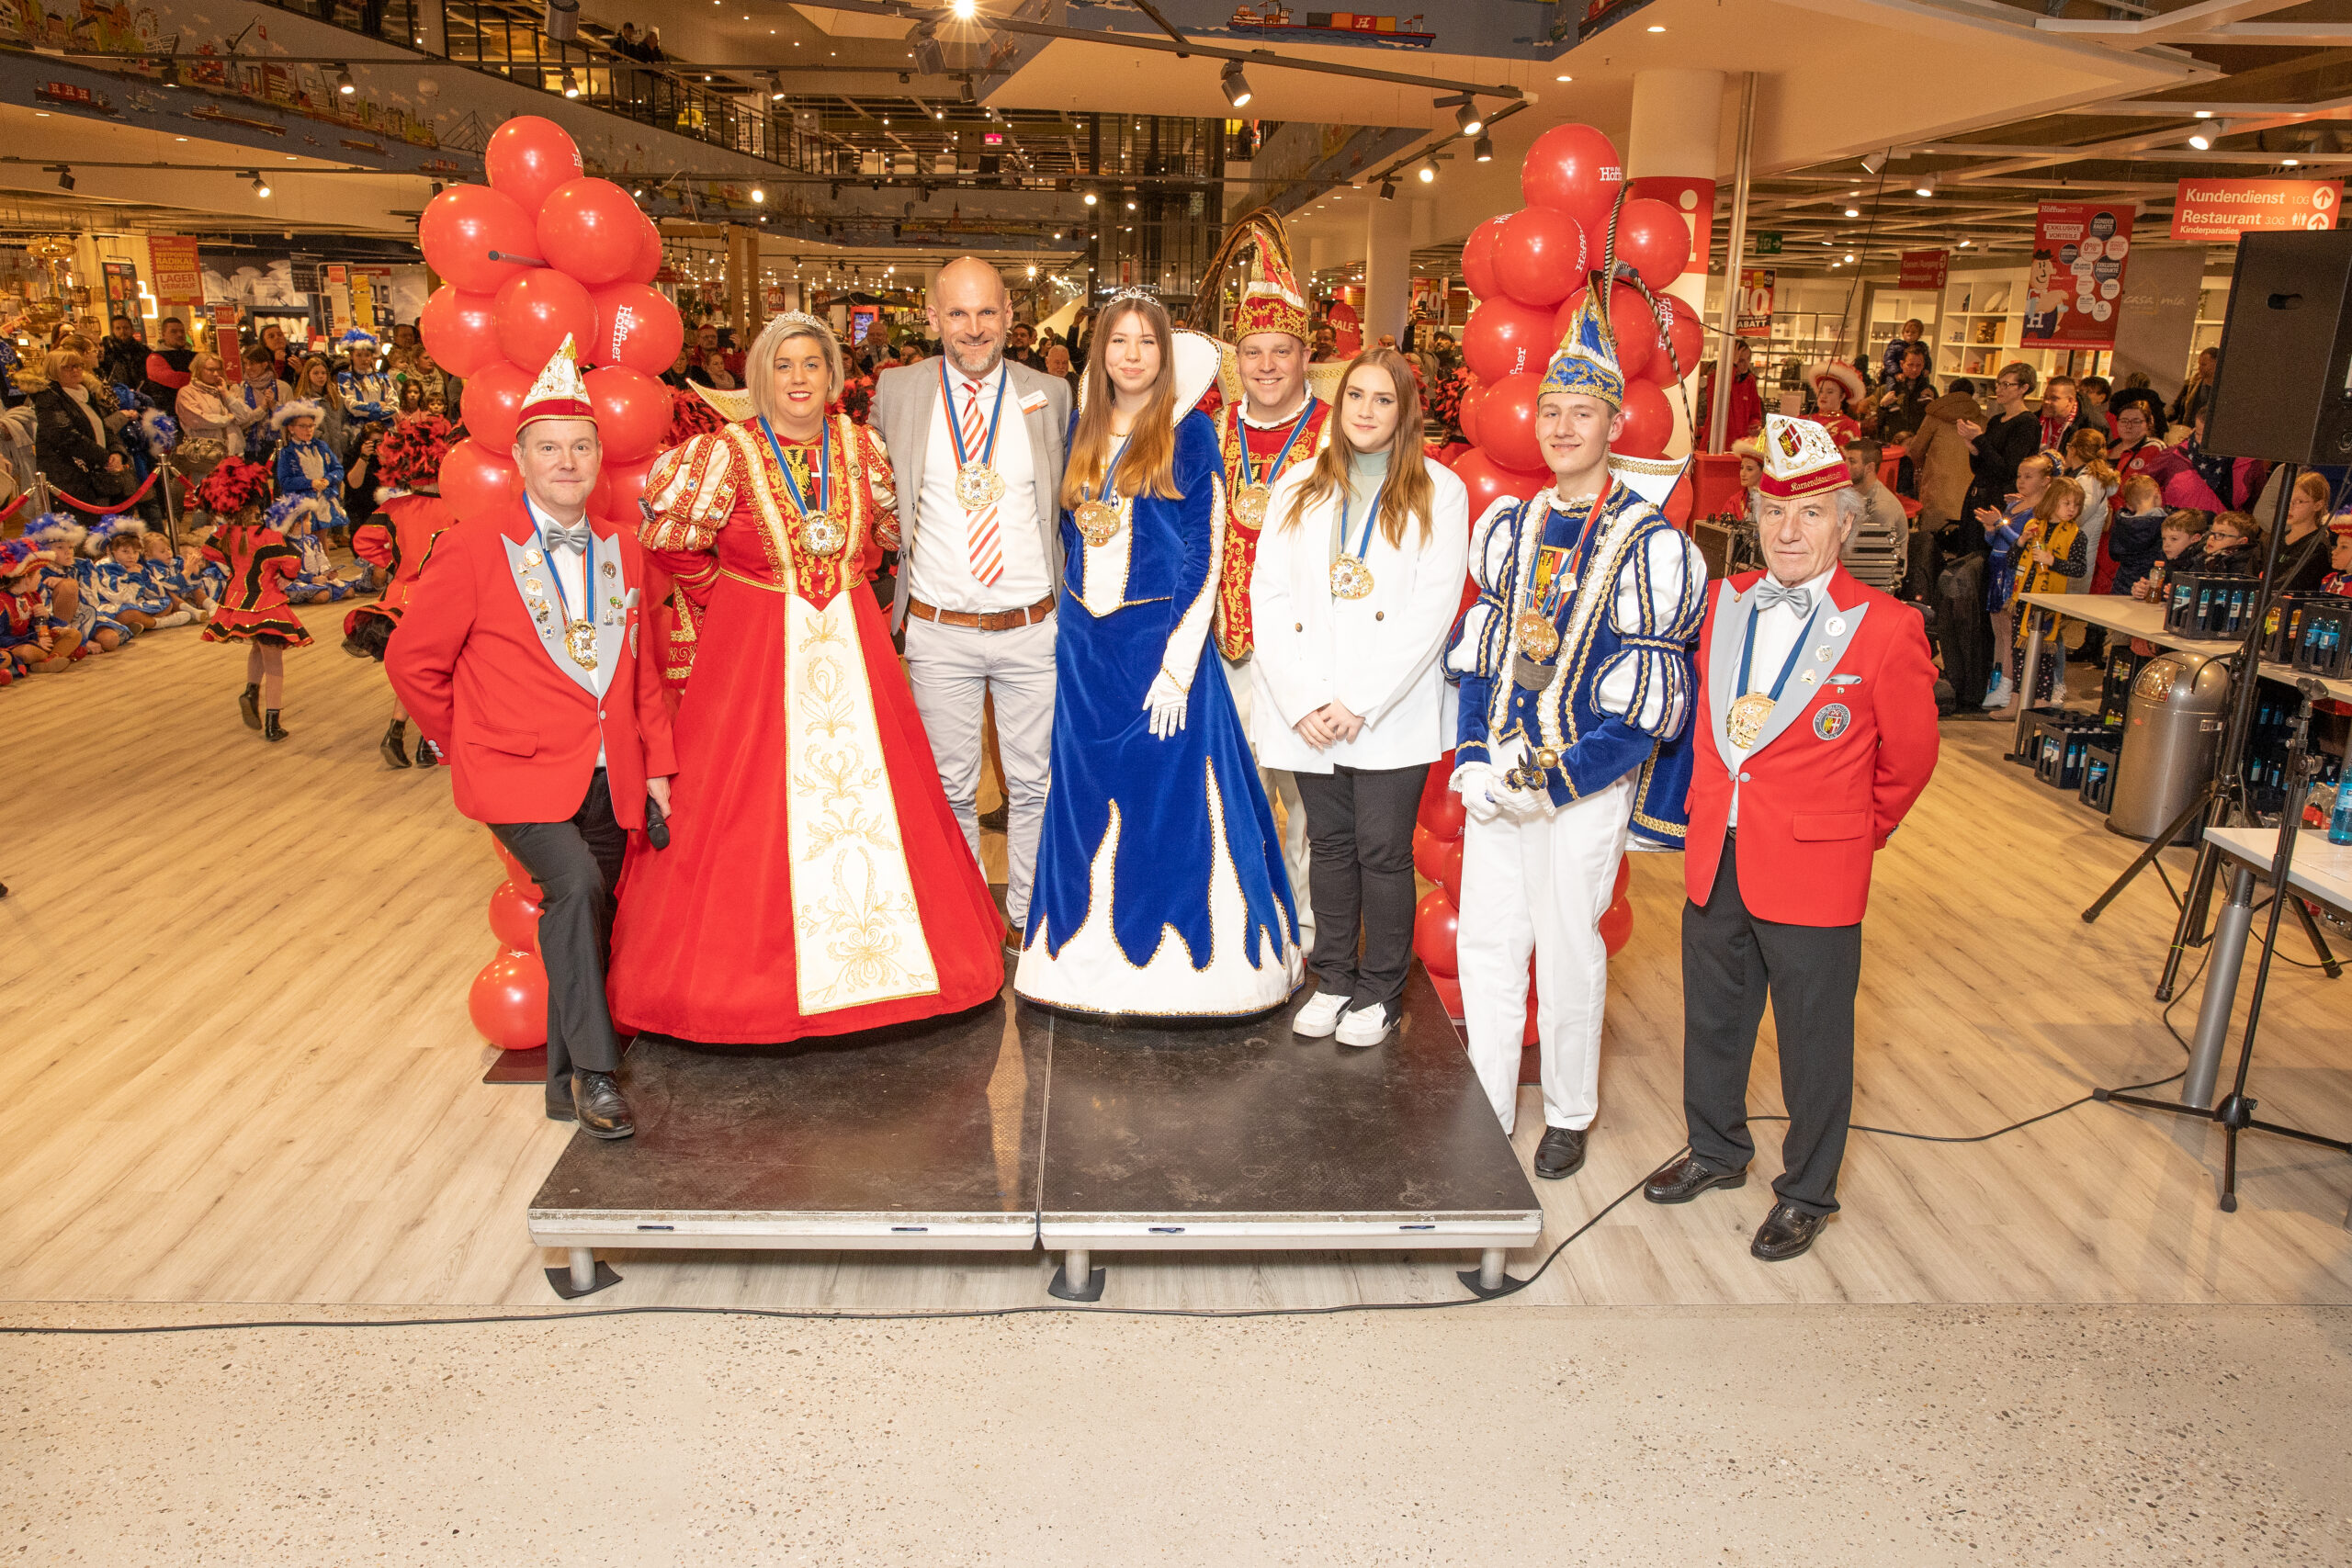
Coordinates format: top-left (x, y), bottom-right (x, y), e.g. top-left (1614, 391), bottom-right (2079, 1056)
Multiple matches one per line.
top-left (1814, 703), bottom-right (1852, 739)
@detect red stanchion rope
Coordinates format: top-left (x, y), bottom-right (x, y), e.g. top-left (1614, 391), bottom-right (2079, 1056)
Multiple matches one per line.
top-left (0, 493), bottom-right (25, 525)
top-left (50, 468), bottom-right (162, 513)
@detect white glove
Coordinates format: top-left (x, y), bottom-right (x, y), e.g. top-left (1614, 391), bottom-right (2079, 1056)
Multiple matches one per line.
top-left (1144, 670), bottom-right (1190, 739)
top-left (1496, 773), bottom-right (1552, 820)
top-left (1451, 761), bottom-right (1505, 824)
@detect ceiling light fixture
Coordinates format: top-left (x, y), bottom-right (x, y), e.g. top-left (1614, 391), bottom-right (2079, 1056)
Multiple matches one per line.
top-left (952, 0), bottom-right (977, 17)
top-left (1083, 191), bottom-right (1098, 205)
top-left (1914, 177), bottom-right (1935, 197)
top-left (770, 72), bottom-right (785, 100)
top-left (1418, 160), bottom-right (1436, 183)
top-left (54, 165), bottom-right (73, 192)
top-left (249, 171), bottom-right (271, 197)
top-left (2188, 118), bottom-right (2231, 150)
top-left (752, 186), bottom-right (765, 203)
top-left (1860, 150), bottom-right (1887, 175)
top-left (1220, 59), bottom-right (1252, 109)
top-left (335, 65), bottom-right (355, 96)
top-left (1555, 73), bottom-right (1572, 83)
top-left (2285, 156), bottom-right (2301, 167)
top-left (1378, 177), bottom-right (1396, 199)
top-left (1454, 100), bottom-right (1484, 137)
top-left (1844, 207), bottom-right (1859, 218)
top-left (1474, 134), bottom-right (1493, 163)
top-left (541, 0), bottom-right (579, 44)
top-left (561, 68), bottom-right (580, 98)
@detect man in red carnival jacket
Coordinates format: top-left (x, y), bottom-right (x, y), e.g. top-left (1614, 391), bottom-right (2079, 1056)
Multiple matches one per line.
top-left (1644, 413), bottom-right (1940, 1261)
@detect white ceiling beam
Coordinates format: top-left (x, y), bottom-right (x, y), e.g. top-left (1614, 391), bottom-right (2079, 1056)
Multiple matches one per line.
top-left (2037, 0), bottom-right (2315, 44)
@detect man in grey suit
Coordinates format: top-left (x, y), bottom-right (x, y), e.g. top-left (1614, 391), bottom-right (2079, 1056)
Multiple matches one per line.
top-left (870, 257), bottom-right (1072, 947)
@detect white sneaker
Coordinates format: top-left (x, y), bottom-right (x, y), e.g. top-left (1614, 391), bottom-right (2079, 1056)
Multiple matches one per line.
top-left (1981, 673), bottom-right (2011, 710)
top-left (1334, 1003), bottom-right (1395, 1048)
top-left (1293, 992), bottom-right (1348, 1038)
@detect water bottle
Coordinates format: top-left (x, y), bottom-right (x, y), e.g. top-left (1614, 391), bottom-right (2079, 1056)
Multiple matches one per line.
top-left (2331, 780), bottom-right (2352, 847)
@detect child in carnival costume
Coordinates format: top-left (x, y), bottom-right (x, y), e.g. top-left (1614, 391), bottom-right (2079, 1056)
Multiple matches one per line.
top-left (26, 512), bottom-right (130, 654)
top-left (268, 493), bottom-right (356, 604)
top-left (271, 399), bottom-right (350, 539)
top-left (336, 331), bottom-right (400, 425)
top-left (81, 514), bottom-right (197, 632)
top-left (198, 457), bottom-right (311, 741)
top-left (344, 413), bottom-right (458, 767)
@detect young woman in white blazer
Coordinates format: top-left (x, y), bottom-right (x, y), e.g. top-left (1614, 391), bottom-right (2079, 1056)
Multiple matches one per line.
top-left (1250, 348), bottom-right (1470, 1046)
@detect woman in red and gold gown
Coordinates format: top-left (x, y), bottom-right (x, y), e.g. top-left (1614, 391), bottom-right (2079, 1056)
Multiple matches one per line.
top-left (608, 313), bottom-right (1004, 1042)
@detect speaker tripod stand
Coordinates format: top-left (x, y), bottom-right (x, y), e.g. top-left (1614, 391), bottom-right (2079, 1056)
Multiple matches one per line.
top-left (2097, 678), bottom-right (2352, 1211)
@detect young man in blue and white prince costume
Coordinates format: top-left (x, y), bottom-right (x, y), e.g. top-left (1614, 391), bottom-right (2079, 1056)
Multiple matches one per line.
top-left (1442, 291), bottom-right (1707, 1179)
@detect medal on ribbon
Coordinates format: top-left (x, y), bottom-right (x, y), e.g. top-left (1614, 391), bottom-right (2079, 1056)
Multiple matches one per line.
top-left (1329, 455), bottom-right (1385, 601)
top-left (1726, 593), bottom-right (1822, 753)
top-left (1234, 399), bottom-right (1318, 532)
top-left (944, 361), bottom-right (1009, 513)
top-left (532, 520), bottom-right (599, 672)
top-left (763, 416), bottom-right (846, 558)
top-left (1076, 430), bottom-right (1136, 548)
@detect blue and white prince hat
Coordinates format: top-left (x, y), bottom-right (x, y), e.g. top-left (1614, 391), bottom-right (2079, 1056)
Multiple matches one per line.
top-left (1538, 289), bottom-right (1623, 412)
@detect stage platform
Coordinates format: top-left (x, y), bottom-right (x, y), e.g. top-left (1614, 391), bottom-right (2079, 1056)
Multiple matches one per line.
top-left (526, 968), bottom-right (1542, 1301)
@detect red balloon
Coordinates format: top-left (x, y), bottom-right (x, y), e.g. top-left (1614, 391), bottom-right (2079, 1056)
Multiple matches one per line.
top-left (590, 454), bottom-right (660, 526)
top-left (1421, 781), bottom-right (1467, 842)
top-left (1419, 756), bottom-right (1454, 827)
top-left (1438, 837), bottom-right (1464, 908)
top-left (1558, 282), bottom-right (1657, 386)
top-left (418, 286), bottom-right (502, 379)
top-left (1461, 214), bottom-right (1507, 301)
top-left (489, 833), bottom-right (539, 896)
top-left (1462, 297), bottom-right (1556, 384)
top-left (1453, 446), bottom-right (1550, 520)
top-left (1457, 381), bottom-right (1490, 448)
top-left (1657, 296), bottom-right (1705, 385)
top-left (493, 268), bottom-right (596, 374)
top-left (1663, 471), bottom-right (1695, 527)
top-left (1614, 196), bottom-right (1692, 291)
top-left (1522, 123), bottom-right (1624, 237)
top-left (487, 878), bottom-right (544, 953)
top-left (1412, 890), bottom-right (1461, 978)
top-left (538, 178), bottom-right (648, 289)
top-left (1599, 896), bottom-right (1634, 956)
top-left (1611, 854), bottom-right (1631, 903)
top-left (1412, 823), bottom-right (1442, 882)
top-left (622, 211), bottom-right (664, 288)
top-left (1478, 371), bottom-right (1546, 475)
top-left (1618, 380), bottom-right (1673, 459)
top-left (484, 115), bottom-right (584, 217)
top-left (586, 281), bottom-right (684, 377)
top-left (441, 439), bottom-right (523, 515)
top-left (459, 360), bottom-right (533, 453)
top-left (585, 365), bottom-right (670, 464)
top-left (1438, 441), bottom-right (1470, 468)
top-left (1495, 207), bottom-right (1587, 310)
top-left (469, 947), bottom-right (548, 1051)
top-left (418, 185), bottom-right (537, 296)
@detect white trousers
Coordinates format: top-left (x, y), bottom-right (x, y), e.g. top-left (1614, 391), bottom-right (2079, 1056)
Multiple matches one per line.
top-left (1221, 652), bottom-right (1313, 934)
top-left (904, 614), bottom-right (1057, 924)
top-left (1456, 772), bottom-right (1635, 1136)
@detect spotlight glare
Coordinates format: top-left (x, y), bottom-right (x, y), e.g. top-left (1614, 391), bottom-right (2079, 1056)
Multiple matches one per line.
top-left (335, 65), bottom-right (355, 96)
top-left (1418, 160), bottom-right (1435, 183)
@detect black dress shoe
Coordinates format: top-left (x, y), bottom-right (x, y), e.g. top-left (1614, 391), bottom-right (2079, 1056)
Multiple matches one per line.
top-left (1643, 1154), bottom-right (1748, 1204)
top-left (379, 718), bottom-right (412, 769)
top-left (978, 803), bottom-right (1009, 831)
top-left (1750, 1201), bottom-right (1828, 1262)
top-left (545, 1083), bottom-right (576, 1122)
top-left (571, 1070), bottom-right (634, 1139)
top-left (262, 709), bottom-right (289, 743)
top-left (1532, 1125), bottom-right (1588, 1179)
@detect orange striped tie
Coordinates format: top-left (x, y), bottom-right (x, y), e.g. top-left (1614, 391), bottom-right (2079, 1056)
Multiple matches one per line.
top-left (961, 380), bottom-right (1004, 585)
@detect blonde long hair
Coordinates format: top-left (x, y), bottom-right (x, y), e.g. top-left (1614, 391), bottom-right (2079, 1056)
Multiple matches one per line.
top-left (1058, 296), bottom-right (1182, 512)
top-left (1279, 349), bottom-right (1432, 549)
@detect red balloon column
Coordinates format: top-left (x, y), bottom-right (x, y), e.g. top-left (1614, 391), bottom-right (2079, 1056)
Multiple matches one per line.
top-left (424, 118), bottom-right (688, 1053)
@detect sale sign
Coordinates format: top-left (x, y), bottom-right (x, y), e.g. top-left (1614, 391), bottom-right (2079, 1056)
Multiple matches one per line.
top-left (2171, 178), bottom-right (2341, 242)
top-left (1898, 249), bottom-right (1949, 289)
top-left (146, 236), bottom-right (201, 300)
top-left (1735, 267), bottom-right (1775, 335)
top-left (2022, 202), bottom-right (2133, 349)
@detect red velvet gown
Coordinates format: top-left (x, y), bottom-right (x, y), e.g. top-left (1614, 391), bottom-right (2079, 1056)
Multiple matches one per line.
top-left (607, 415), bottom-right (1005, 1043)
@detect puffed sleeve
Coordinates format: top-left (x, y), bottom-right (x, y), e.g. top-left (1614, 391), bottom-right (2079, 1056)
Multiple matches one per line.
top-left (855, 420), bottom-right (900, 551)
top-left (1156, 412), bottom-right (1226, 693)
top-left (1593, 521), bottom-right (1708, 741)
top-left (639, 431), bottom-right (739, 558)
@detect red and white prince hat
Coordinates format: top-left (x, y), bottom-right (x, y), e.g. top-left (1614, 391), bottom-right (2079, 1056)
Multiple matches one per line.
top-left (516, 335), bottom-right (595, 430)
top-left (1758, 412), bottom-right (1850, 500)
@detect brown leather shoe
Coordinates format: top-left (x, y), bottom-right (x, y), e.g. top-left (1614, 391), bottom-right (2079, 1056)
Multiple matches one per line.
top-left (1750, 1201), bottom-right (1829, 1262)
top-left (571, 1070), bottom-right (634, 1139)
top-left (1643, 1154), bottom-right (1748, 1204)
top-left (1004, 917), bottom-right (1026, 953)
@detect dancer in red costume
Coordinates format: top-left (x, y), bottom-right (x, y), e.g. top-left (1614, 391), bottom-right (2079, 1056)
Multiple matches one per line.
top-left (609, 312), bottom-right (1005, 1043)
top-left (343, 413), bottom-right (459, 768)
top-left (198, 457), bottom-right (311, 742)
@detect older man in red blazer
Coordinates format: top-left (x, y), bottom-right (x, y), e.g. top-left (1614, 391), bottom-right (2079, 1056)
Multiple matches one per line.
top-left (1645, 413), bottom-right (1939, 1260)
top-left (389, 339), bottom-right (676, 1138)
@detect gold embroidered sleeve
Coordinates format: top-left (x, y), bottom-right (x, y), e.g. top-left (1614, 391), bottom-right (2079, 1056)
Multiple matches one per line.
top-left (639, 433), bottom-right (738, 555)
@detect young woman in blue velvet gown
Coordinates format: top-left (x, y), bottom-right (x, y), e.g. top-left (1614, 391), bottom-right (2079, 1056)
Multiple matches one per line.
top-left (1013, 292), bottom-right (1301, 1019)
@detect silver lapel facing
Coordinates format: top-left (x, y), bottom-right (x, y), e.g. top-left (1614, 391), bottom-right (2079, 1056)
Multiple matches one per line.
top-left (1745, 592), bottom-right (1871, 760)
top-left (590, 529), bottom-right (625, 698)
top-left (500, 534), bottom-right (599, 697)
top-left (1709, 578), bottom-right (1751, 773)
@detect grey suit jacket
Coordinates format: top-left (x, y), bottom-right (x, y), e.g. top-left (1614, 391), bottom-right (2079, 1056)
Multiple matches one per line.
top-left (870, 355), bottom-right (1072, 630)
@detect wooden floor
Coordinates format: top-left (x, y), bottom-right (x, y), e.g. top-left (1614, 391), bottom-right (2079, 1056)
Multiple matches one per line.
top-left (2, 607), bottom-right (2348, 1312)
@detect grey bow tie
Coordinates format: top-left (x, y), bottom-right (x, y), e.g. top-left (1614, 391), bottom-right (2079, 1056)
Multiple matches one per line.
top-left (539, 522), bottom-right (593, 554)
top-left (1755, 581), bottom-right (1812, 616)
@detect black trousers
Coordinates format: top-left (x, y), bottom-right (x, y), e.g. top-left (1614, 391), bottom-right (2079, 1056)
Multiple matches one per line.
top-left (1295, 762), bottom-right (1424, 1017)
top-left (1680, 835), bottom-right (1863, 1216)
top-left (491, 770), bottom-right (627, 1085)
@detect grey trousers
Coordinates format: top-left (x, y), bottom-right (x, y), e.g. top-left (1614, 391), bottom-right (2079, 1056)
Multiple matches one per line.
top-left (490, 770), bottom-right (626, 1085)
top-left (903, 612), bottom-right (1057, 924)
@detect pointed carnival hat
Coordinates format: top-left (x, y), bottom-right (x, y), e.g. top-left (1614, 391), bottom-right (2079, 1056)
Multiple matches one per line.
top-left (516, 335), bottom-right (596, 429)
top-left (1539, 289), bottom-right (1623, 411)
top-left (1230, 243), bottom-right (1310, 345)
top-left (1758, 412), bottom-right (1851, 500)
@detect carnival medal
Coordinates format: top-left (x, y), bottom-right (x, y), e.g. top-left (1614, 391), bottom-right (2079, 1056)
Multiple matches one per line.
top-left (1234, 399), bottom-right (1318, 532)
top-left (1329, 457), bottom-right (1385, 601)
top-left (1233, 483), bottom-right (1272, 527)
top-left (1725, 693), bottom-right (1776, 751)
top-left (943, 360), bottom-right (1009, 514)
top-left (763, 415), bottom-right (847, 558)
top-left (955, 461), bottom-right (1006, 511)
top-left (1077, 429), bottom-right (1137, 548)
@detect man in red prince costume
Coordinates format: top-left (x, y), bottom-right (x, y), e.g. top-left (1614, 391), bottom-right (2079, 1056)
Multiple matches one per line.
top-left (1645, 413), bottom-right (1939, 1260)
top-left (388, 338), bottom-right (677, 1139)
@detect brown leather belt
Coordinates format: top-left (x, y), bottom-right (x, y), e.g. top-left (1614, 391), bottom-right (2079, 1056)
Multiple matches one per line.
top-left (907, 592), bottom-right (1056, 632)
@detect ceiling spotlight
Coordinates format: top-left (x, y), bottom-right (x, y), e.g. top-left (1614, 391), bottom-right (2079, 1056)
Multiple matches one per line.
top-left (1378, 177), bottom-right (1396, 200)
top-left (1027, 265), bottom-right (1037, 277)
top-left (2194, 109), bottom-right (2213, 118)
top-left (1083, 191), bottom-right (1098, 205)
top-left (1418, 160), bottom-right (1436, 183)
top-left (951, 0), bottom-right (977, 17)
top-left (335, 65), bottom-right (355, 96)
top-left (633, 186), bottom-right (644, 197)
top-left (158, 56), bottom-right (178, 87)
top-left (54, 165), bottom-right (72, 192)
top-left (752, 186), bottom-right (765, 203)
top-left (1555, 73), bottom-right (1572, 83)
top-left (561, 68), bottom-right (580, 98)
top-left (1844, 253), bottom-right (1856, 262)
top-left (1844, 207), bottom-right (1860, 218)
top-left (1645, 23), bottom-right (1665, 30)
top-left (1220, 59), bottom-right (1252, 109)
top-left (1125, 197), bottom-right (1136, 209)
top-left (2188, 118), bottom-right (2231, 150)
top-left (2285, 156), bottom-right (2302, 167)
top-left (770, 71), bottom-right (785, 100)
top-left (1454, 100), bottom-right (1484, 137)
top-left (1914, 177), bottom-right (1935, 197)
top-left (1860, 150), bottom-right (1888, 175)
top-left (249, 171), bottom-right (271, 197)
top-left (541, 0), bottom-right (579, 44)
top-left (1474, 134), bottom-right (1493, 163)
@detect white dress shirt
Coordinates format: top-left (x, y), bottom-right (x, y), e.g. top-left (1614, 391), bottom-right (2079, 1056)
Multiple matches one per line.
top-left (526, 495), bottom-right (613, 764)
top-left (1728, 564), bottom-right (1837, 827)
top-left (909, 360), bottom-right (1047, 614)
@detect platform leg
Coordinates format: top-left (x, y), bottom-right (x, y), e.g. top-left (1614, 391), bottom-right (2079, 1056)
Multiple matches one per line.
top-left (1046, 1247), bottom-right (1106, 1303)
top-left (569, 1247), bottom-right (596, 1293)
top-left (2186, 867), bottom-right (2257, 1110)
top-left (1478, 1248), bottom-right (1505, 1292)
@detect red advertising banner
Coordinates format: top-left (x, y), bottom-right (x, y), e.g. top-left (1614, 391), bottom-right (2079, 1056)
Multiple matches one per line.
top-left (2171, 178), bottom-right (2342, 242)
top-left (147, 235), bottom-right (201, 299)
top-left (1735, 267), bottom-right (1774, 335)
top-left (1898, 249), bottom-right (1949, 289)
top-left (2023, 202), bottom-right (2133, 350)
